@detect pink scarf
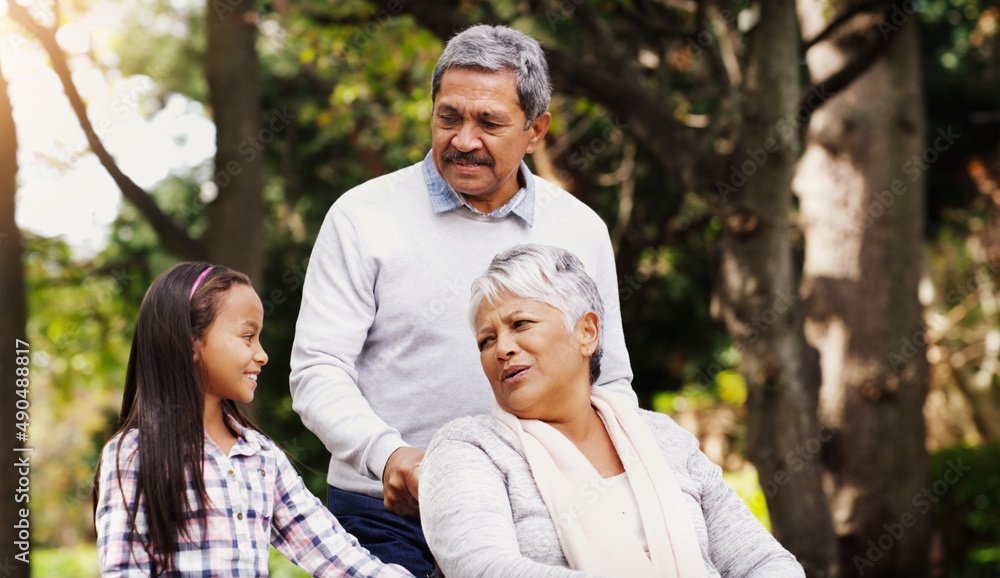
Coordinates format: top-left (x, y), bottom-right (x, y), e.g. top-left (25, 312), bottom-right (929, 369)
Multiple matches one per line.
top-left (493, 387), bottom-right (709, 577)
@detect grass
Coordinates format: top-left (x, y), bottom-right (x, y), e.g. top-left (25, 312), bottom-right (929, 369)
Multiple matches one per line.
top-left (34, 544), bottom-right (310, 577)
top-left (34, 544), bottom-right (98, 577)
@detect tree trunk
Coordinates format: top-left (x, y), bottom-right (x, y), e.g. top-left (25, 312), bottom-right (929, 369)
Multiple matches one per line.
top-left (0, 58), bottom-right (30, 578)
top-left (205, 0), bottom-right (264, 285)
top-left (794, 2), bottom-right (931, 575)
top-left (715, 0), bottom-right (838, 575)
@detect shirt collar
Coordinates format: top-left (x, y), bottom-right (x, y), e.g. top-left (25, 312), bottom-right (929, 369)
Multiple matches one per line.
top-left (422, 151), bottom-right (535, 226)
top-left (208, 413), bottom-right (266, 457)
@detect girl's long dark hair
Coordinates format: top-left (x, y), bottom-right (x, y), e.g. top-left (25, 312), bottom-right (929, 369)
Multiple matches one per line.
top-left (92, 262), bottom-right (262, 575)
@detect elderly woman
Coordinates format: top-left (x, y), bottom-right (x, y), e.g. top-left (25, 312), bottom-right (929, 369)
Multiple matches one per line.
top-left (419, 244), bottom-right (805, 578)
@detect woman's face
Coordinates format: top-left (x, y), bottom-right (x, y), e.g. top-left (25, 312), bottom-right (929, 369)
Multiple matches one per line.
top-left (475, 294), bottom-right (597, 421)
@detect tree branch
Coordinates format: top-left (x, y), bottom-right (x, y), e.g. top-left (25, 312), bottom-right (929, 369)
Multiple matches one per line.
top-left (797, 1), bottom-right (905, 121)
top-left (544, 49), bottom-right (720, 194)
top-left (610, 1), bottom-right (691, 38)
top-left (606, 137), bottom-right (637, 255)
top-left (6, 0), bottom-right (205, 260)
top-left (801, 0), bottom-right (887, 52)
top-left (404, 0), bottom-right (490, 40)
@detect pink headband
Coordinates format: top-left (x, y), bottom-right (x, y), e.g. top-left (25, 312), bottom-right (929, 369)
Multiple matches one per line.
top-left (189, 267), bottom-right (213, 300)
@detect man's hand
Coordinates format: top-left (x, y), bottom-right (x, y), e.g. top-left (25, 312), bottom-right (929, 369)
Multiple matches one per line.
top-left (382, 446), bottom-right (424, 516)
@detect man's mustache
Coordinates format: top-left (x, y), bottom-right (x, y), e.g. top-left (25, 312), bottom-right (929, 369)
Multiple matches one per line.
top-left (442, 150), bottom-right (495, 168)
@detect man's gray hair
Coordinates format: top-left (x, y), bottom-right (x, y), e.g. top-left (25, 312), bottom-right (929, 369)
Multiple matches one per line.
top-left (469, 244), bottom-right (604, 385)
top-left (432, 24), bottom-right (552, 130)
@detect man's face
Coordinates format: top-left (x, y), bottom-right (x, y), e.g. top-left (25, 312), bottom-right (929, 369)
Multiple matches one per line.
top-left (432, 67), bottom-right (550, 214)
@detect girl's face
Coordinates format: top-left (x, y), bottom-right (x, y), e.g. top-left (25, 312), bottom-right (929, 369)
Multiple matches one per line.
top-left (195, 284), bottom-right (268, 405)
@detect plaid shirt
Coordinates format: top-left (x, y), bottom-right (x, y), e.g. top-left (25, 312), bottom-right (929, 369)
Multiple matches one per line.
top-left (96, 415), bottom-right (413, 577)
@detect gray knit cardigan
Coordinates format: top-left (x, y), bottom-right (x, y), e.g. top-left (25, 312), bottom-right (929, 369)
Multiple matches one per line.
top-left (420, 409), bottom-right (806, 578)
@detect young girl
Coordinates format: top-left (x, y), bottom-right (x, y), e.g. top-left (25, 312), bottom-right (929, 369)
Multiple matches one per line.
top-left (93, 263), bottom-right (412, 577)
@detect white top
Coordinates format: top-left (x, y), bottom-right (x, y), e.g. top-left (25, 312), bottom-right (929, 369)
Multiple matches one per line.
top-left (591, 473), bottom-right (650, 559)
top-left (290, 156), bottom-right (637, 497)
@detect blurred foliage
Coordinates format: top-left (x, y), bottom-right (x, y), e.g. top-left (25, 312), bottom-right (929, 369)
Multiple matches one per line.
top-left (22, 234), bottom-right (142, 546)
top-left (929, 441), bottom-right (1000, 572)
top-left (724, 465), bottom-right (771, 532)
top-left (34, 545), bottom-right (99, 577)
top-left (270, 546), bottom-right (313, 578)
top-left (920, 0), bottom-right (999, 236)
top-left (111, 0), bottom-right (208, 105)
top-left (17, 0), bottom-right (998, 571)
top-left (652, 368), bottom-right (746, 414)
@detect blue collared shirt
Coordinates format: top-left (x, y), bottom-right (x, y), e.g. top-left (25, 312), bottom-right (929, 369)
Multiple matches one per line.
top-left (422, 152), bottom-right (536, 227)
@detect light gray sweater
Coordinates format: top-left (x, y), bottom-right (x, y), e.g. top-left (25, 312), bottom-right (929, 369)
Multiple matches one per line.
top-left (290, 156), bottom-right (636, 498)
top-left (420, 410), bottom-right (806, 578)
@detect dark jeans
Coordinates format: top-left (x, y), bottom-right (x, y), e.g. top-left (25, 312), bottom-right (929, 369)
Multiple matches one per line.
top-left (327, 485), bottom-right (435, 577)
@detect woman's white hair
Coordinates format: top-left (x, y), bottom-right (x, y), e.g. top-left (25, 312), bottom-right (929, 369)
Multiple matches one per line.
top-left (469, 244), bottom-right (604, 384)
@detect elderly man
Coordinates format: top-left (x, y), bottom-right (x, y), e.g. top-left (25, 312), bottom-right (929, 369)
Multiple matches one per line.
top-left (290, 24), bottom-right (636, 576)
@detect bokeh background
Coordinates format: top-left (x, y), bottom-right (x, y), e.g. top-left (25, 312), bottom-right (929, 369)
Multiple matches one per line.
top-left (0, 0), bottom-right (997, 576)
